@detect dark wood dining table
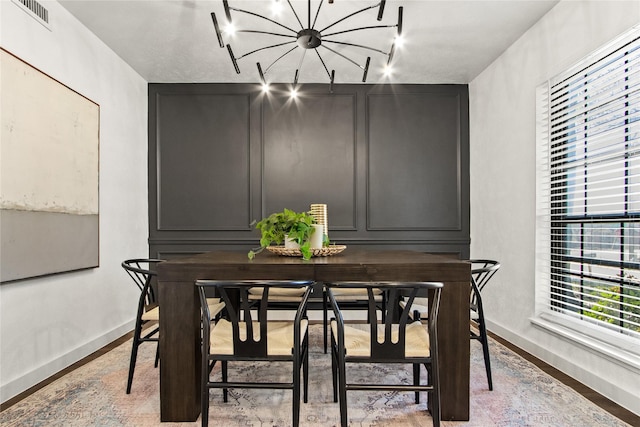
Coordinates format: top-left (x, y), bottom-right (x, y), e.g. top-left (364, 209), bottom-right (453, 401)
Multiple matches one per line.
top-left (156, 248), bottom-right (471, 422)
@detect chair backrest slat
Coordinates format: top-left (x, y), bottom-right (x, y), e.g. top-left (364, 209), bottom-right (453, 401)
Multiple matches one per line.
top-left (122, 259), bottom-right (164, 314)
top-left (197, 280), bottom-right (313, 358)
top-left (469, 260), bottom-right (501, 312)
top-left (328, 282), bottom-right (443, 361)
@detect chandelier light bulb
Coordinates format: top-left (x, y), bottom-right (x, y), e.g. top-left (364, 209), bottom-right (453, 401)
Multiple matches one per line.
top-left (224, 23), bottom-right (236, 35)
top-left (270, 0), bottom-right (283, 16)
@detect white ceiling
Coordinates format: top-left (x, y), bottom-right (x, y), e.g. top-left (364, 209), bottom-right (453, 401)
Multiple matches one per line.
top-left (58, 0), bottom-right (559, 84)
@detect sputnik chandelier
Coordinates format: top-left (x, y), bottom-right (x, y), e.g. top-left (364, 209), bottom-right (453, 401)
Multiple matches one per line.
top-left (211, 0), bottom-right (403, 92)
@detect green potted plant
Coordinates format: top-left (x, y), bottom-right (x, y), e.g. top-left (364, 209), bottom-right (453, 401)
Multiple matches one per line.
top-left (248, 208), bottom-right (325, 260)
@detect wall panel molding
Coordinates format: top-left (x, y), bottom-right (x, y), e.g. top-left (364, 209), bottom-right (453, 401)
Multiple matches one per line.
top-left (261, 91), bottom-right (358, 230)
top-left (154, 90), bottom-right (253, 231)
top-left (366, 90), bottom-right (464, 231)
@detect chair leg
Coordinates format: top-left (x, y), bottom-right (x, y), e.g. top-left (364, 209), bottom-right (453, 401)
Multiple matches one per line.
top-left (126, 322), bottom-right (143, 394)
top-left (424, 362), bottom-right (434, 418)
top-left (303, 335), bottom-right (309, 403)
top-left (413, 363), bottom-right (420, 403)
top-left (154, 342), bottom-right (160, 368)
top-left (337, 355), bottom-right (348, 427)
top-left (201, 346), bottom-right (210, 427)
top-left (430, 366), bottom-right (441, 427)
top-left (478, 319), bottom-right (493, 390)
top-left (426, 351), bottom-right (441, 427)
top-left (202, 380), bottom-right (209, 427)
top-left (323, 289), bottom-right (328, 354)
top-left (293, 356), bottom-right (301, 427)
top-left (331, 332), bottom-right (338, 402)
top-left (222, 361), bottom-right (228, 402)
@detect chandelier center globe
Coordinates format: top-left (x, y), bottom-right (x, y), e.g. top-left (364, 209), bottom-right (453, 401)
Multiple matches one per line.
top-left (296, 29), bottom-right (322, 49)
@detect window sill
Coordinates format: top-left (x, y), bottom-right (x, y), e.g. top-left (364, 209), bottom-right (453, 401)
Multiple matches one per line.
top-left (530, 313), bottom-right (640, 374)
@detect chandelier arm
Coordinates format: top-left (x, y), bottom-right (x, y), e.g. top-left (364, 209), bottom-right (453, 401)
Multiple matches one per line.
top-left (397, 6), bottom-right (403, 36)
top-left (237, 29), bottom-right (296, 39)
top-left (322, 39), bottom-right (388, 56)
top-left (211, 13), bottom-right (225, 48)
top-left (320, 45), bottom-right (363, 70)
top-left (377, 0), bottom-right (386, 21)
top-left (387, 43), bottom-right (396, 66)
top-left (330, 69), bottom-right (335, 93)
top-left (263, 45), bottom-right (299, 74)
top-left (223, 0), bottom-right (232, 23)
top-left (285, 0), bottom-right (305, 30)
top-left (318, 3), bottom-right (380, 33)
top-left (236, 40), bottom-right (297, 61)
top-left (227, 44), bottom-right (240, 73)
top-left (362, 57), bottom-right (371, 82)
top-left (229, 6), bottom-right (298, 34)
top-left (257, 62), bottom-right (266, 84)
top-left (323, 24), bottom-right (398, 38)
top-left (311, 0), bottom-right (324, 29)
top-left (314, 49), bottom-right (333, 79)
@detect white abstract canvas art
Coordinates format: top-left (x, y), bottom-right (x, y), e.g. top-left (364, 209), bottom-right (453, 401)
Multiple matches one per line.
top-left (0, 49), bottom-right (99, 282)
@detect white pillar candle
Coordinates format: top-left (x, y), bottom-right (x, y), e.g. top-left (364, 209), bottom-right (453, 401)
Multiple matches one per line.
top-left (310, 224), bottom-right (324, 249)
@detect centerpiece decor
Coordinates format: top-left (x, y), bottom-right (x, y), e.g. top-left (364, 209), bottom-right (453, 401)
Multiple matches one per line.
top-left (248, 208), bottom-right (327, 260)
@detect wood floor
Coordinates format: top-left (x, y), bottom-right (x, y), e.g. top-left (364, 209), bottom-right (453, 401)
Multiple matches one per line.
top-left (487, 331), bottom-right (640, 426)
top-left (2, 324), bottom-right (639, 426)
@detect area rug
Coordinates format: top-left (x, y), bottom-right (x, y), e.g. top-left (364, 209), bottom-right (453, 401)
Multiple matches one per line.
top-left (0, 325), bottom-right (630, 427)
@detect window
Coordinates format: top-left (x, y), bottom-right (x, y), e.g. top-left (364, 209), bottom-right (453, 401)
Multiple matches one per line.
top-left (536, 28), bottom-right (640, 350)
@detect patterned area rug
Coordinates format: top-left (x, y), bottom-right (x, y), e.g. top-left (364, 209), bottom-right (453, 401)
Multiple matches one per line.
top-left (0, 324), bottom-right (630, 427)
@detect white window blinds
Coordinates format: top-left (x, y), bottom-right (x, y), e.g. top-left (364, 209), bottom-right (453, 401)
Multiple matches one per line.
top-left (536, 28), bottom-right (640, 340)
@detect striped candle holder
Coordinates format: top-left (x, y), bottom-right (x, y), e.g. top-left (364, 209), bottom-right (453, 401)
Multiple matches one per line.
top-left (310, 203), bottom-right (328, 240)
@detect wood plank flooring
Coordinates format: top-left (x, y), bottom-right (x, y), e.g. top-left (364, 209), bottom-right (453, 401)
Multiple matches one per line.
top-left (488, 331), bottom-right (640, 426)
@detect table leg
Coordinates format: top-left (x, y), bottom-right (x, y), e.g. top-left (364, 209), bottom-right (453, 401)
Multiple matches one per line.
top-left (438, 280), bottom-right (470, 420)
top-left (158, 280), bottom-right (201, 422)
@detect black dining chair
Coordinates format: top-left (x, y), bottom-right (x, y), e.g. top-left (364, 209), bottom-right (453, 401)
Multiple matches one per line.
top-left (196, 279), bottom-right (314, 427)
top-left (122, 258), bottom-right (225, 394)
top-left (402, 259), bottom-right (501, 391)
top-left (470, 259), bottom-right (501, 390)
top-left (327, 281), bottom-right (444, 427)
top-left (121, 258), bottom-right (164, 394)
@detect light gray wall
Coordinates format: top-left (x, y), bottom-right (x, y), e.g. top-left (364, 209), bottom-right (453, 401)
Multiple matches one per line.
top-left (0, 1), bottom-right (148, 402)
top-left (469, 0), bottom-right (640, 415)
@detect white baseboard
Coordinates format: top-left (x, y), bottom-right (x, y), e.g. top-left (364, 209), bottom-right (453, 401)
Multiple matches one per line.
top-left (0, 321), bottom-right (133, 404)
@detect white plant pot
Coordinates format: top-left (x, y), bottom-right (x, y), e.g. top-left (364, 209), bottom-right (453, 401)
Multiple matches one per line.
top-left (284, 235), bottom-right (300, 249)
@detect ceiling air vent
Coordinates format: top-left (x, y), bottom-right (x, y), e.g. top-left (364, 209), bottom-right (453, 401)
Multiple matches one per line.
top-left (11, 0), bottom-right (51, 30)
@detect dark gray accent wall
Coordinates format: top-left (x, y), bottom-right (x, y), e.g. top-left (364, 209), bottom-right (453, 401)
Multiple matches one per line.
top-left (148, 83), bottom-right (469, 259)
